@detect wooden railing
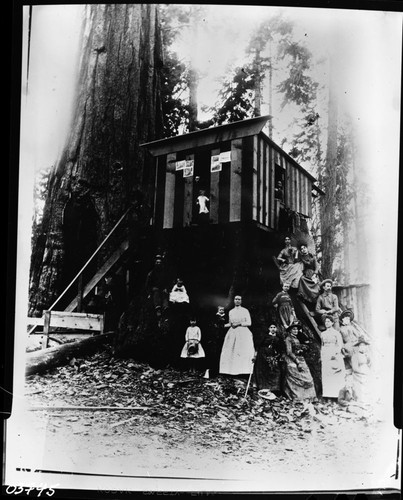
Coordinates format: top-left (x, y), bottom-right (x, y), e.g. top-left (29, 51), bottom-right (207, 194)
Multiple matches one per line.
top-left (333, 283), bottom-right (371, 333)
top-left (28, 205), bottom-right (134, 335)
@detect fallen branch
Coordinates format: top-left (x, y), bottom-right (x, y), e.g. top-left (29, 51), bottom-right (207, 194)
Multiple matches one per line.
top-left (110, 416), bottom-right (140, 428)
top-left (28, 405), bottom-right (150, 411)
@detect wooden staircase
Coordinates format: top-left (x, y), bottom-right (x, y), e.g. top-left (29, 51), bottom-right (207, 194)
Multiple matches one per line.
top-left (28, 206), bottom-right (134, 348)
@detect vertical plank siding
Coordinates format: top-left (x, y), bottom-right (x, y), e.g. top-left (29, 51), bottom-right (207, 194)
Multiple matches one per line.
top-left (297, 168), bottom-right (301, 213)
top-left (269, 146), bottom-right (275, 229)
top-left (302, 175), bottom-right (308, 215)
top-left (260, 137), bottom-right (266, 225)
top-left (154, 155), bottom-right (166, 228)
top-left (209, 148), bottom-right (220, 224)
top-left (218, 158), bottom-right (230, 223)
top-left (183, 153), bottom-right (194, 226)
top-left (335, 285), bottom-right (371, 333)
top-left (241, 136), bottom-right (253, 221)
top-left (252, 136), bottom-right (258, 221)
top-left (229, 138), bottom-right (242, 222)
top-left (264, 141), bottom-right (269, 226)
top-left (173, 153), bottom-right (185, 228)
top-left (256, 138), bottom-right (263, 222)
top-left (153, 132), bottom-right (315, 229)
top-left (163, 153), bottom-right (176, 229)
top-left (285, 157), bottom-right (291, 210)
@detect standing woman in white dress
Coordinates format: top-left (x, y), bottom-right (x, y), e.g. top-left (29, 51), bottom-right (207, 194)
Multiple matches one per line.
top-left (320, 315), bottom-right (346, 399)
top-left (219, 295), bottom-right (255, 376)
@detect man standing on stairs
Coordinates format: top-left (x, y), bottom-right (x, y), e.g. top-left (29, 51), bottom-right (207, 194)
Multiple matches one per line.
top-left (315, 279), bottom-right (341, 330)
top-left (145, 255), bottom-right (170, 321)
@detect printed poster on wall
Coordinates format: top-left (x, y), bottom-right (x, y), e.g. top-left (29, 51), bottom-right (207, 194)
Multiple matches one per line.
top-left (175, 160), bottom-right (186, 171)
top-left (219, 151), bottom-right (231, 163)
top-left (210, 154), bottom-right (221, 173)
top-left (183, 165), bottom-right (194, 177)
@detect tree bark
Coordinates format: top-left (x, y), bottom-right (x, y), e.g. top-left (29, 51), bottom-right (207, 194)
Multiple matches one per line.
top-left (29, 4), bottom-right (163, 316)
top-left (320, 52), bottom-right (338, 280)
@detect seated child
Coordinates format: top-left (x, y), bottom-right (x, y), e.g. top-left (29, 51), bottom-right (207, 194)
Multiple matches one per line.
top-left (169, 278), bottom-right (190, 304)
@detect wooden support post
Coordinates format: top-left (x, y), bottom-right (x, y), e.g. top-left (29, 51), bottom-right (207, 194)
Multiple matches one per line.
top-left (77, 274), bottom-right (84, 313)
top-left (163, 153), bottom-right (176, 229)
top-left (43, 311), bottom-right (51, 349)
top-left (209, 148), bottom-right (220, 224)
top-left (252, 136), bottom-right (258, 221)
top-left (183, 153), bottom-right (194, 226)
top-left (230, 139), bottom-right (242, 222)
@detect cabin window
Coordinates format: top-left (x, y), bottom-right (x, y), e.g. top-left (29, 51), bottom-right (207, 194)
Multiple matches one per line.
top-left (274, 163), bottom-right (285, 202)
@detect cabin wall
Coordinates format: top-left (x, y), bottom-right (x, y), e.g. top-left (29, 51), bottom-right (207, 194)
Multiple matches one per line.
top-left (153, 138), bottom-right (253, 229)
top-left (251, 136), bottom-right (312, 226)
top-left (152, 134), bottom-right (314, 230)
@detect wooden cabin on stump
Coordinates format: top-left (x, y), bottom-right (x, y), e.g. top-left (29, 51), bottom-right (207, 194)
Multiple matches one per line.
top-left (140, 115), bottom-right (321, 308)
top-left (142, 115), bottom-right (318, 232)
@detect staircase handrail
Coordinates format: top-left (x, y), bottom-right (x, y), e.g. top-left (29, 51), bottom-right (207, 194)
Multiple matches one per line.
top-left (47, 205), bottom-right (133, 312)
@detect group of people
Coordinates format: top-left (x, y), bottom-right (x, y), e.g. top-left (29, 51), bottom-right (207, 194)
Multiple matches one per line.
top-left (143, 235), bottom-right (371, 406)
top-left (269, 237), bottom-right (372, 403)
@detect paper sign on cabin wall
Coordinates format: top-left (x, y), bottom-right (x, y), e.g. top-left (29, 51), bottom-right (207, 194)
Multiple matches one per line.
top-left (210, 155), bottom-right (222, 173)
top-left (176, 160), bottom-right (187, 171)
top-left (219, 151), bottom-right (231, 163)
top-left (183, 165), bottom-right (194, 177)
top-left (186, 159), bottom-right (194, 169)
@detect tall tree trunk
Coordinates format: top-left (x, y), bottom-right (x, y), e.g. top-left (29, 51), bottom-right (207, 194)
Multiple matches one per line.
top-left (29, 4), bottom-right (163, 316)
top-left (320, 53), bottom-right (338, 280)
top-left (350, 137), bottom-right (369, 283)
top-left (254, 49), bottom-right (262, 117)
top-left (267, 40), bottom-right (273, 137)
top-left (188, 66), bottom-right (198, 131)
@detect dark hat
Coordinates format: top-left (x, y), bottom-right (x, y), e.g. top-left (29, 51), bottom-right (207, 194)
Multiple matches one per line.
top-left (286, 321), bottom-right (301, 332)
top-left (354, 335), bottom-right (370, 346)
top-left (340, 309), bottom-right (354, 322)
top-left (320, 279), bottom-right (333, 289)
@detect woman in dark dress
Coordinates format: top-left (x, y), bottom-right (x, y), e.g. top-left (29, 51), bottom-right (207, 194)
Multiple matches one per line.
top-left (276, 236), bottom-right (303, 289)
top-left (204, 306), bottom-right (227, 378)
top-left (254, 324), bottom-right (284, 399)
top-left (283, 322), bottom-right (317, 401)
top-left (297, 244), bottom-right (320, 305)
top-left (272, 282), bottom-right (297, 331)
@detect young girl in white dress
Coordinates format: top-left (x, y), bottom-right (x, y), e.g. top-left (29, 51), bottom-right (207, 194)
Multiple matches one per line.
top-left (180, 318), bottom-right (206, 373)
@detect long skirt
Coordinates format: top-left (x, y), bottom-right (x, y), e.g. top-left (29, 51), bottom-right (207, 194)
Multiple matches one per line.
top-left (321, 347), bottom-right (346, 398)
top-left (298, 275), bottom-right (320, 304)
top-left (279, 262), bottom-right (303, 288)
top-left (352, 352), bottom-right (371, 403)
top-left (219, 326), bottom-right (255, 375)
top-left (254, 355), bottom-right (281, 392)
top-left (283, 356), bottom-right (316, 400)
top-left (278, 303), bottom-right (296, 329)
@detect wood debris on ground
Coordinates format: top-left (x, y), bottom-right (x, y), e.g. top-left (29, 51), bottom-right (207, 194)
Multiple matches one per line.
top-left (24, 346), bottom-right (378, 449)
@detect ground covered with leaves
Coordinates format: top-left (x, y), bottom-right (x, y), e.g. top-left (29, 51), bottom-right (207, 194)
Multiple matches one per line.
top-left (22, 346), bottom-right (392, 487)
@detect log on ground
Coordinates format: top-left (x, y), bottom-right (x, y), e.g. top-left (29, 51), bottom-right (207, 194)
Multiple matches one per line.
top-left (25, 332), bottom-right (115, 376)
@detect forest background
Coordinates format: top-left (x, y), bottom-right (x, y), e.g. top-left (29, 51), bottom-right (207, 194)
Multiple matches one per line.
top-left (14, 4), bottom-right (401, 393)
